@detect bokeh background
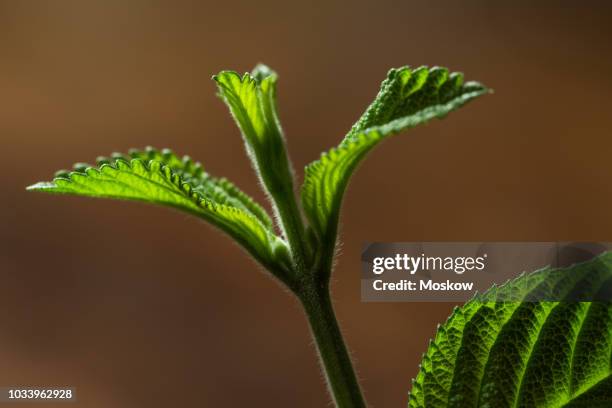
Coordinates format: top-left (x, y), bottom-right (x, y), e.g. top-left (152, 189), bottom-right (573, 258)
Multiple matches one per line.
top-left (1, 1), bottom-right (612, 407)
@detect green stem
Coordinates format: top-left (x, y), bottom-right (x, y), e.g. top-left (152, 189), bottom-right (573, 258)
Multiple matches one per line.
top-left (300, 282), bottom-right (366, 408)
top-left (271, 185), bottom-right (310, 273)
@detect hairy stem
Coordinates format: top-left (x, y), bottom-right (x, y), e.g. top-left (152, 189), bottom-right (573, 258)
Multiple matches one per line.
top-left (271, 186), bottom-right (310, 274)
top-left (300, 282), bottom-right (366, 408)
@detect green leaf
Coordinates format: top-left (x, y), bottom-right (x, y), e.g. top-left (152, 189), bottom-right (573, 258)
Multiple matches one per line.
top-left (213, 65), bottom-right (295, 196)
top-left (125, 147), bottom-right (274, 230)
top-left (408, 251), bottom-right (612, 408)
top-left (214, 65), bottom-right (312, 270)
top-left (27, 148), bottom-right (292, 281)
top-left (301, 66), bottom-right (489, 270)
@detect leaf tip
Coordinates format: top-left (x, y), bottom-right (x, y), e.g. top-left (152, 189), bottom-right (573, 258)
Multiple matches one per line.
top-left (26, 181), bottom-right (56, 191)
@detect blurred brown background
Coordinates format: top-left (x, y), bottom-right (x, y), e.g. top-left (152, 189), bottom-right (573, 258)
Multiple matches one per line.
top-left (1, 1), bottom-right (612, 407)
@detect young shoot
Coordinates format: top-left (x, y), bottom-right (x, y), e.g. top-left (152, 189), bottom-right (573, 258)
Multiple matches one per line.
top-left (29, 64), bottom-right (490, 407)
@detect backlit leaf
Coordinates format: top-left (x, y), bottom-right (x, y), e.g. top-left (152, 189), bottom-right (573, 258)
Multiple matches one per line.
top-left (301, 66), bottom-right (489, 269)
top-left (409, 252), bottom-right (612, 408)
top-left (28, 150), bottom-right (292, 281)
